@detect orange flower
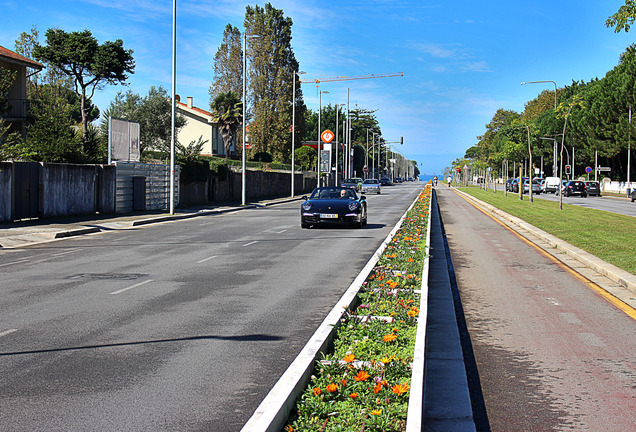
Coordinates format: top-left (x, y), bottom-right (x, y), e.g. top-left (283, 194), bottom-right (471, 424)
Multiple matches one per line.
top-left (387, 280), bottom-right (399, 289)
top-left (392, 383), bottom-right (410, 395)
top-left (383, 333), bottom-right (398, 342)
top-left (407, 307), bottom-right (419, 318)
top-left (284, 426), bottom-right (294, 432)
top-left (354, 370), bottom-right (370, 381)
top-left (349, 393), bottom-right (358, 399)
top-left (326, 383), bottom-right (338, 393)
top-left (373, 382), bottom-right (382, 394)
top-left (340, 379), bottom-right (347, 387)
top-left (312, 387), bottom-right (321, 396)
top-left (407, 257), bottom-right (414, 262)
top-left (343, 354), bottom-right (355, 363)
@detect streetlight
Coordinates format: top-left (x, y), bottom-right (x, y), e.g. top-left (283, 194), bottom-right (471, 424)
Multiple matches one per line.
top-left (170, 0), bottom-right (176, 214)
top-left (242, 32), bottom-right (260, 206)
top-left (291, 70), bottom-right (305, 197)
top-left (317, 90), bottom-right (329, 187)
top-left (521, 80), bottom-right (558, 175)
top-left (335, 103), bottom-right (345, 186)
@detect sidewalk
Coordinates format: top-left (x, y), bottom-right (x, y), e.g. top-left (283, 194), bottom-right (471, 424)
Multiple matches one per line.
top-left (0, 196), bottom-right (302, 249)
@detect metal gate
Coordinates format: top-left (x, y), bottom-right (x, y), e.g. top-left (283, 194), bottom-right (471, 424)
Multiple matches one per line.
top-left (13, 162), bottom-right (40, 220)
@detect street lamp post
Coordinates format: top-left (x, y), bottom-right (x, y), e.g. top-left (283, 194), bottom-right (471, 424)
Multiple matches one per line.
top-left (242, 33), bottom-right (260, 205)
top-left (291, 70), bottom-right (305, 197)
top-left (317, 90), bottom-right (329, 187)
top-left (335, 103), bottom-right (345, 186)
top-left (521, 80), bottom-right (558, 175)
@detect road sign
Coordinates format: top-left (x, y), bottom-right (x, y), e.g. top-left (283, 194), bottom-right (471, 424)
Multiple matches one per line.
top-left (321, 130), bottom-right (334, 143)
top-left (597, 166), bottom-right (611, 172)
top-left (363, 166), bottom-right (368, 173)
top-left (585, 166), bottom-right (592, 174)
top-left (320, 150), bottom-right (331, 173)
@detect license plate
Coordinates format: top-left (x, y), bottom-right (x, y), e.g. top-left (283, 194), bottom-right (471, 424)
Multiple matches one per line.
top-left (320, 213), bottom-right (338, 219)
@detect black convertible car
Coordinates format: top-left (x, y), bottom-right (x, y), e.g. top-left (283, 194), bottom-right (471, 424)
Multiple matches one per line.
top-left (300, 187), bottom-right (367, 228)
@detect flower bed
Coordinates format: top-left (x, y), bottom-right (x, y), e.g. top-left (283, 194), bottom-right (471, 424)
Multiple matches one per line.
top-left (284, 185), bottom-right (432, 432)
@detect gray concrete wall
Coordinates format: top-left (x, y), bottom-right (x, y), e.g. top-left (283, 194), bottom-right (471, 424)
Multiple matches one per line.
top-left (42, 163), bottom-right (100, 218)
top-left (0, 163), bottom-right (12, 221)
top-left (211, 170), bottom-right (316, 203)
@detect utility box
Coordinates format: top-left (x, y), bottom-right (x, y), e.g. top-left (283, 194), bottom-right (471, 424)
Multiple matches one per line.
top-left (132, 176), bottom-right (146, 211)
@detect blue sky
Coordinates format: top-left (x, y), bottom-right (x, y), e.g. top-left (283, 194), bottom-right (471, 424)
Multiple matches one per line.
top-left (1, 0), bottom-right (633, 176)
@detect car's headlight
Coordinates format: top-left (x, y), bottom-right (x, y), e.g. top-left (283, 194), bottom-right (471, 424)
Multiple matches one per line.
top-left (302, 201), bottom-right (312, 211)
top-left (348, 201), bottom-right (360, 211)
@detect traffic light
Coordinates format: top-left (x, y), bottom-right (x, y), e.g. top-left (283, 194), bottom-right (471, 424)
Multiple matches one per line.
top-left (565, 164), bottom-right (571, 175)
top-left (400, 136), bottom-right (403, 145)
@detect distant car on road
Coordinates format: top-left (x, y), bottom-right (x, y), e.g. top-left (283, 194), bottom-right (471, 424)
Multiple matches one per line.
top-left (380, 177), bottom-right (392, 186)
top-left (584, 181), bottom-right (601, 196)
top-left (394, 177), bottom-right (403, 183)
top-left (341, 178), bottom-right (362, 191)
top-left (543, 176), bottom-right (561, 194)
top-left (361, 178), bottom-right (381, 194)
top-left (561, 180), bottom-right (587, 197)
top-left (522, 178), bottom-right (542, 194)
top-left (631, 188), bottom-right (636, 202)
top-left (300, 187), bottom-right (367, 228)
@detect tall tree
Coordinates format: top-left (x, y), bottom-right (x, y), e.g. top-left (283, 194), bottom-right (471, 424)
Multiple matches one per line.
top-left (209, 24), bottom-right (243, 104)
top-left (244, 3), bottom-right (304, 163)
top-left (33, 28), bottom-right (135, 159)
top-left (210, 91), bottom-right (243, 158)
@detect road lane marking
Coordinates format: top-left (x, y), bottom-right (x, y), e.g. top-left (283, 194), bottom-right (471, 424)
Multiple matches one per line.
top-left (110, 279), bottom-right (154, 295)
top-left (243, 241), bottom-right (258, 247)
top-left (276, 230), bottom-right (287, 234)
top-left (196, 255), bottom-right (217, 264)
top-left (0, 259), bottom-right (30, 268)
top-left (51, 248), bottom-right (82, 257)
top-left (0, 329), bottom-right (18, 338)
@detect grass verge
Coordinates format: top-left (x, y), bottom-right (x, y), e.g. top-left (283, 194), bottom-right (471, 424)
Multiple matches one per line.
top-left (283, 186), bottom-right (432, 432)
top-left (458, 187), bottom-right (635, 275)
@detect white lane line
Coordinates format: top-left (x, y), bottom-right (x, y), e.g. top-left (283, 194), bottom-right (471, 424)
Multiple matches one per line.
top-left (0, 329), bottom-right (18, 338)
top-left (196, 255), bottom-right (217, 264)
top-left (110, 279), bottom-right (154, 295)
top-left (0, 259), bottom-right (31, 268)
top-left (276, 230), bottom-right (287, 234)
top-left (51, 248), bottom-right (82, 257)
top-left (243, 241), bottom-right (258, 247)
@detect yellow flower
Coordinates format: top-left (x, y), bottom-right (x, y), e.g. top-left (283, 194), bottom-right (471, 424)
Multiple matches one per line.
top-left (343, 354), bottom-right (355, 363)
top-left (407, 307), bottom-right (419, 317)
top-left (326, 383), bottom-right (338, 393)
top-left (312, 387), bottom-right (321, 396)
top-left (370, 409), bottom-right (383, 415)
top-left (383, 333), bottom-right (398, 343)
top-left (392, 383), bottom-right (410, 395)
top-left (354, 370), bottom-right (370, 381)
top-left (380, 356), bottom-right (392, 364)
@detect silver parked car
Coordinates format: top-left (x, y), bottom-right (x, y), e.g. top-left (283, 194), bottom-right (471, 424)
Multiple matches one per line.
top-left (360, 178), bottom-right (381, 194)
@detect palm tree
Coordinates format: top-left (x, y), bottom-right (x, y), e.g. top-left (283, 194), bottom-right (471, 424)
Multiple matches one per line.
top-left (210, 91), bottom-right (242, 158)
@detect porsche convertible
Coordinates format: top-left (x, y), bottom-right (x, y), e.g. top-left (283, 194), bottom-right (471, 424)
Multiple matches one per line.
top-left (300, 187), bottom-right (367, 228)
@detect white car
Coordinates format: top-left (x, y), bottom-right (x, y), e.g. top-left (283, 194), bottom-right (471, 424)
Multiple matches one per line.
top-left (360, 179), bottom-right (381, 194)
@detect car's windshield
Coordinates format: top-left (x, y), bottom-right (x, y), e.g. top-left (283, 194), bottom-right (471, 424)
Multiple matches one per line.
top-left (363, 179), bottom-right (378, 184)
top-left (310, 187), bottom-right (357, 199)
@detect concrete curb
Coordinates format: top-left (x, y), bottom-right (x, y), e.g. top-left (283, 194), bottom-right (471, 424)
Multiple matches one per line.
top-left (241, 190), bottom-right (429, 432)
top-left (453, 188), bottom-right (636, 294)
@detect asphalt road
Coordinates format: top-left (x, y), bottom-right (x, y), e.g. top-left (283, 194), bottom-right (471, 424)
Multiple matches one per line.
top-left (0, 183), bottom-right (423, 432)
top-left (436, 186), bottom-right (636, 431)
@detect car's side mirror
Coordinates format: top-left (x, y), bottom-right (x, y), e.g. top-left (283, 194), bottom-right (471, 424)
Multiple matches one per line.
top-left (302, 196), bottom-right (308, 200)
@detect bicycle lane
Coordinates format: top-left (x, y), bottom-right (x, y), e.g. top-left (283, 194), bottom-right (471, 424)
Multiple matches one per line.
top-left (435, 186), bottom-right (636, 432)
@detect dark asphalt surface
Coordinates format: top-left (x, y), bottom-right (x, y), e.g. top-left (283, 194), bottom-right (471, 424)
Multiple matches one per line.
top-left (0, 184), bottom-right (424, 431)
top-left (436, 186), bottom-right (636, 431)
